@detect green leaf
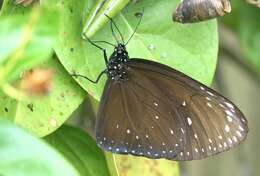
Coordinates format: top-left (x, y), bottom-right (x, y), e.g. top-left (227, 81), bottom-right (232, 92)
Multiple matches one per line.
top-left (238, 3), bottom-right (260, 73)
top-left (55, 0), bottom-right (218, 101)
top-left (0, 1), bottom-right (60, 82)
top-left (45, 125), bottom-right (110, 176)
top-left (0, 118), bottom-right (80, 176)
top-left (83, 0), bottom-right (130, 37)
top-left (0, 56), bottom-right (85, 137)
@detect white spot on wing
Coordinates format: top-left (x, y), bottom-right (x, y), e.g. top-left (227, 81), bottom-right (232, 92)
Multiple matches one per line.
top-left (239, 125), bottom-right (244, 131)
top-left (228, 138), bottom-right (233, 144)
top-left (227, 116), bottom-right (233, 122)
top-left (225, 110), bottom-right (233, 117)
top-left (233, 136), bottom-right (238, 142)
top-left (206, 91), bottom-right (214, 96)
top-left (236, 130), bottom-right (242, 137)
top-left (187, 117), bottom-right (192, 125)
top-left (206, 97), bottom-right (211, 101)
top-left (127, 129), bottom-right (131, 134)
top-left (194, 133), bottom-right (198, 139)
top-left (153, 102), bottom-right (158, 106)
top-left (200, 86), bottom-right (205, 90)
top-left (225, 125), bottom-right (230, 132)
top-left (225, 102), bottom-right (234, 109)
top-left (219, 103), bottom-right (225, 108)
top-left (207, 102), bottom-right (212, 108)
top-left (209, 138), bottom-right (213, 143)
top-left (182, 101), bottom-right (186, 106)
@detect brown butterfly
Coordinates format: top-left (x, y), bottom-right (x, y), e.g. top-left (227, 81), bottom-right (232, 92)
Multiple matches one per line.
top-left (173, 0), bottom-right (231, 23)
top-left (73, 15), bottom-right (249, 161)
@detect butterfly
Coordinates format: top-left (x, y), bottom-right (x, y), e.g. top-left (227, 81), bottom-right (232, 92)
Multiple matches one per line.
top-left (73, 14), bottom-right (248, 161)
top-left (173, 0), bottom-right (231, 23)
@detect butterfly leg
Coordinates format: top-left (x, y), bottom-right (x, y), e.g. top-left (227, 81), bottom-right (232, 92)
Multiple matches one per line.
top-left (71, 70), bottom-right (106, 84)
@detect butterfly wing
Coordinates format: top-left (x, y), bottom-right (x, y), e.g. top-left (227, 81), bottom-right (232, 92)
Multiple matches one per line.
top-left (95, 58), bottom-right (248, 161)
top-left (96, 71), bottom-right (187, 159)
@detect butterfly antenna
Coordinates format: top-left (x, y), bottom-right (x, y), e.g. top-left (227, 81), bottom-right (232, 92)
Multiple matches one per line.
top-left (83, 33), bottom-right (104, 50)
top-left (71, 70), bottom-right (106, 84)
top-left (125, 11), bottom-right (143, 45)
top-left (91, 40), bottom-right (116, 47)
top-left (105, 14), bottom-right (125, 44)
top-left (109, 18), bottom-right (120, 44)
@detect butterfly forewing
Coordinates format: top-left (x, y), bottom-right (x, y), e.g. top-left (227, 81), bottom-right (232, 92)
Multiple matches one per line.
top-left (96, 69), bottom-right (186, 159)
top-left (95, 58), bottom-right (248, 161)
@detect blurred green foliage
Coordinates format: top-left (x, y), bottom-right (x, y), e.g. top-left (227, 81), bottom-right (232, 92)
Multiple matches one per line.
top-left (221, 0), bottom-right (260, 75)
top-left (0, 118), bottom-right (80, 176)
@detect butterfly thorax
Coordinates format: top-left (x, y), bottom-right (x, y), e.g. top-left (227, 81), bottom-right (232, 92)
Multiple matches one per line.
top-left (106, 44), bottom-right (129, 81)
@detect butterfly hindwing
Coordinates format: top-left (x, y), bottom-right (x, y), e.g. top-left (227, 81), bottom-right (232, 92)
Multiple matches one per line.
top-left (127, 59), bottom-right (248, 160)
top-left (95, 58), bottom-right (248, 161)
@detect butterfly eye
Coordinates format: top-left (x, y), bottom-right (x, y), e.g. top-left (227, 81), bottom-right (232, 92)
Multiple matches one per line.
top-left (172, 0), bottom-right (231, 23)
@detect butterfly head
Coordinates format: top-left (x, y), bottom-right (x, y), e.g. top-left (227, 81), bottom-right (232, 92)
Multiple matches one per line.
top-left (106, 43), bottom-right (129, 81)
top-left (112, 43), bottom-right (129, 59)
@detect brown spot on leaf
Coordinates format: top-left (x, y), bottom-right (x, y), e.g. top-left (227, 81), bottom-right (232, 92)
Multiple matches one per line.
top-left (27, 103), bottom-right (34, 112)
top-left (4, 107), bottom-right (8, 112)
